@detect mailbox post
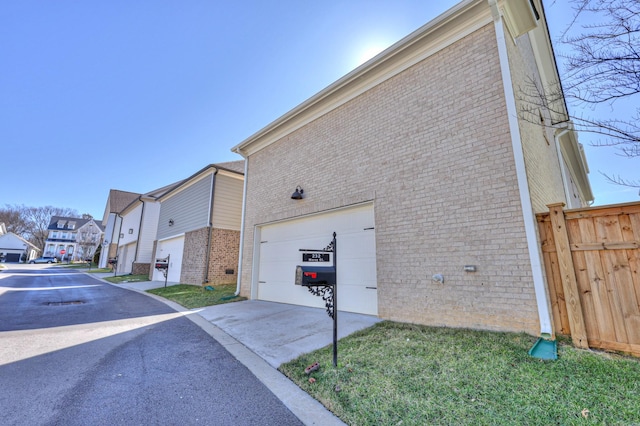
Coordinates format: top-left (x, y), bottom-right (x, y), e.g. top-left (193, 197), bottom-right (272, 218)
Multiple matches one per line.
top-left (108, 257), bottom-right (118, 277)
top-left (155, 254), bottom-right (170, 288)
top-left (296, 232), bottom-right (338, 367)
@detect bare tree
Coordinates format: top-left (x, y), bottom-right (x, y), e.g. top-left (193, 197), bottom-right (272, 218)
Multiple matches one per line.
top-left (0, 204), bottom-right (79, 250)
top-left (522, 0), bottom-right (639, 187)
top-left (562, 0), bottom-right (639, 186)
top-left (0, 205), bottom-right (28, 235)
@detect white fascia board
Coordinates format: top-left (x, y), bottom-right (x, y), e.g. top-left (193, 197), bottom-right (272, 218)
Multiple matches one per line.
top-left (526, 0), bottom-right (569, 124)
top-left (217, 169), bottom-right (244, 180)
top-left (232, 0), bottom-right (490, 157)
top-left (556, 129), bottom-right (595, 203)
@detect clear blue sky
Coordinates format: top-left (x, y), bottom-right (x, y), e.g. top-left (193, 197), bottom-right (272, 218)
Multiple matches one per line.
top-left (1, 1), bottom-right (637, 219)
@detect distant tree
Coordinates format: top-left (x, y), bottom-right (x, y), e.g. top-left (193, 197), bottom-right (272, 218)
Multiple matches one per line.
top-left (82, 213), bottom-right (93, 220)
top-left (521, 0), bottom-right (639, 188)
top-left (0, 205), bottom-right (28, 235)
top-left (0, 204), bottom-right (79, 250)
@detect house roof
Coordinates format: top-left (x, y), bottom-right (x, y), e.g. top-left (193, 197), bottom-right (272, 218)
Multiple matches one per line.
top-left (103, 189), bottom-right (141, 216)
top-left (157, 161), bottom-right (245, 202)
top-left (48, 216), bottom-right (103, 232)
top-left (212, 160), bottom-right (245, 174)
top-left (0, 232), bottom-right (40, 251)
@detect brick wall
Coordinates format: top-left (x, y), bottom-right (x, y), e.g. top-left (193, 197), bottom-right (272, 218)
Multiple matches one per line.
top-left (206, 227), bottom-right (240, 285)
top-left (240, 24), bottom-right (547, 334)
top-left (132, 262), bottom-right (150, 275)
top-left (505, 29), bottom-right (567, 212)
top-left (180, 227), bottom-right (209, 285)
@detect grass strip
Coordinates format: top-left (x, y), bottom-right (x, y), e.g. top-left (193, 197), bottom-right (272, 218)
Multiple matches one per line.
top-left (279, 321), bottom-right (640, 425)
top-left (104, 274), bottom-right (150, 284)
top-left (147, 283), bottom-right (246, 309)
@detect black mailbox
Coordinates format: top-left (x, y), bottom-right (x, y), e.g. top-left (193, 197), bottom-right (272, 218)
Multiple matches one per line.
top-left (295, 265), bottom-right (336, 286)
top-left (108, 257), bottom-right (117, 265)
top-left (155, 259), bottom-right (169, 270)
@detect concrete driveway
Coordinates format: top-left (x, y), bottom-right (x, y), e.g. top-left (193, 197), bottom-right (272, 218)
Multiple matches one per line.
top-left (110, 277), bottom-right (381, 368)
top-left (197, 300), bottom-right (381, 368)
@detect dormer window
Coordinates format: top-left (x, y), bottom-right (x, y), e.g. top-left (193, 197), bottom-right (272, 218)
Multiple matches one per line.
top-left (57, 221), bottom-right (65, 229)
top-left (68, 221), bottom-right (76, 230)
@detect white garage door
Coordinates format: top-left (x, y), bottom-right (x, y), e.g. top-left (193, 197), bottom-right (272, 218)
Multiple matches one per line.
top-left (153, 236), bottom-right (184, 283)
top-left (257, 204), bottom-right (378, 315)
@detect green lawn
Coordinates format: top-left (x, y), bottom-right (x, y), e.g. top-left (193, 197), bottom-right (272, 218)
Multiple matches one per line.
top-left (147, 283), bottom-right (246, 309)
top-left (104, 274), bottom-right (150, 284)
top-left (279, 322), bottom-right (640, 425)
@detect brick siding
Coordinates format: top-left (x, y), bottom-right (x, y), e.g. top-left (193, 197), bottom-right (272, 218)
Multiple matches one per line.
top-left (180, 227), bottom-right (209, 285)
top-left (206, 227), bottom-right (240, 285)
top-left (238, 23), bottom-right (567, 335)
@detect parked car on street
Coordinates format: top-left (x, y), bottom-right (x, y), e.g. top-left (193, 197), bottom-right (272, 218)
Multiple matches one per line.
top-left (29, 257), bottom-right (58, 264)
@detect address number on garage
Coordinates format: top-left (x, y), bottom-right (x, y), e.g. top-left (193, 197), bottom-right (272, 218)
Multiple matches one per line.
top-left (302, 253), bottom-right (330, 262)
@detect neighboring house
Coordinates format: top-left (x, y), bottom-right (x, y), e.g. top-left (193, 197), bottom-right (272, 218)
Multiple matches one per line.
top-left (44, 216), bottom-right (104, 261)
top-left (75, 220), bottom-right (104, 261)
top-left (112, 182), bottom-right (181, 275)
top-left (231, 0), bottom-right (593, 337)
top-left (0, 223), bottom-right (40, 263)
top-left (151, 161), bottom-right (244, 285)
top-left (98, 190), bottom-right (141, 268)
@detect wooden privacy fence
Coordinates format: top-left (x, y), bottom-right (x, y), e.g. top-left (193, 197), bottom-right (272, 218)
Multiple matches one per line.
top-left (537, 202), bottom-right (640, 357)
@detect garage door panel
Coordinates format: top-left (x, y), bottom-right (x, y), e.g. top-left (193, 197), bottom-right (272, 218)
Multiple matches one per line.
top-left (154, 236), bottom-right (183, 283)
top-left (339, 232), bottom-right (376, 258)
top-left (257, 204), bottom-right (377, 315)
top-left (339, 285), bottom-right (378, 315)
top-left (337, 260), bottom-right (377, 284)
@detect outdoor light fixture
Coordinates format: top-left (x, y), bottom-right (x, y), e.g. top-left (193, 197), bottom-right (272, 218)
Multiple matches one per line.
top-left (169, 219), bottom-right (174, 226)
top-left (128, 228), bottom-right (133, 234)
top-left (291, 186), bottom-right (304, 200)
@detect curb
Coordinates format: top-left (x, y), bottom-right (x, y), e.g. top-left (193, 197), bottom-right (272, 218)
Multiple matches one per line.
top-left (89, 273), bottom-right (346, 426)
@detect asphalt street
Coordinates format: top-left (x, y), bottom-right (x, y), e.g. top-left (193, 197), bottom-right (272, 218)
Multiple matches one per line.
top-left (0, 265), bottom-right (302, 426)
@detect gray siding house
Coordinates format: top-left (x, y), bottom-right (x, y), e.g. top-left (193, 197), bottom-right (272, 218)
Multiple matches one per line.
top-left (151, 161), bottom-right (244, 285)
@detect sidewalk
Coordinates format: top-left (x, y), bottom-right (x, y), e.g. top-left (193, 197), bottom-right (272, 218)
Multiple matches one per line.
top-left (91, 273), bottom-right (379, 425)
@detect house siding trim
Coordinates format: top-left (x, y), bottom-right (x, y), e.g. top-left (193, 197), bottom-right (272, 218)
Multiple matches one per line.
top-left (491, 2), bottom-right (551, 335)
top-left (232, 0), bottom-right (491, 157)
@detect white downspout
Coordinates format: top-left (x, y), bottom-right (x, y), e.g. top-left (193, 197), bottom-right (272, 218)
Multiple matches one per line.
top-left (234, 155), bottom-right (249, 296)
top-left (489, 0), bottom-right (552, 336)
top-left (554, 129), bottom-right (573, 208)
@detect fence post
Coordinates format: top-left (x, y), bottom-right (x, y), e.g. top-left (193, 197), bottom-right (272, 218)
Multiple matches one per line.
top-left (547, 203), bottom-right (589, 349)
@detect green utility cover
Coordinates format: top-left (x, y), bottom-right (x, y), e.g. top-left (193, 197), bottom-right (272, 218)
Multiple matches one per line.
top-left (528, 337), bottom-right (557, 360)
top-left (204, 286), bottom-right (215, 291)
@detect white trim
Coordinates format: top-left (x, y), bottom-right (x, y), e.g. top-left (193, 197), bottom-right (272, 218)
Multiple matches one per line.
top-left (491, 3), bottom-right (552, 335)
top-left (156, 233), bottom-right (185, 243)
top-left (235, 158), bottom-right (249, 296)
top-left (554, 129), bottom-right (573, 207)
top-left (250, 225), bottom-right (261, 300)
top-left (232, 0), bottom-right (490, 157)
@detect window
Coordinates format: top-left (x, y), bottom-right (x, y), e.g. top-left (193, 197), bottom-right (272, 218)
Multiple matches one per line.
top-left (68, 221), bottom-right (76, 230)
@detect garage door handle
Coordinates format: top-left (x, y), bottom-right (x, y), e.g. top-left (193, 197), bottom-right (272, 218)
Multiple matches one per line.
top-left (366, 286), bottom-right (377, 290)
